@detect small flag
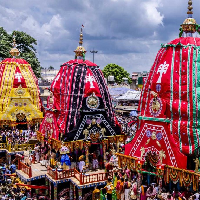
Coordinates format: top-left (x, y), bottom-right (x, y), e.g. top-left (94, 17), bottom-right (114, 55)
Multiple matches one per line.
top-left (82, 24), bottom-right (84, 28)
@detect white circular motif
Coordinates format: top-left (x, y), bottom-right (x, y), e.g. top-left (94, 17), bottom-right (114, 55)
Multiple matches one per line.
top-left (86, 93), bottom-right (99, 109)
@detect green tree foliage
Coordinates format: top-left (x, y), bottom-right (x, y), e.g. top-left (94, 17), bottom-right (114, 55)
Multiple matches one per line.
top-left (0, 27), bottom-right (12, 59)
top-left (0, 27), bottom-right (41, 77)
top-left (102, 63), bottom-right (132, 84)
top-left (48, 66), bottom-right (54, 70)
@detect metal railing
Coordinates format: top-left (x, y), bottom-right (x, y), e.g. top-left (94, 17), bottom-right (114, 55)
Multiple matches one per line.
top-left (0, 142), bottom-right (35, 152)
top-left (18, 161), bottom-right (32, 178)
top-left (81, 172), bottom-right (108, 185)
top-left (47, 167), bottom-right (75, 181)
top-left (47, 167), bottom-right (110, 185)
top-left (0, 143), bottom-right (7, 149)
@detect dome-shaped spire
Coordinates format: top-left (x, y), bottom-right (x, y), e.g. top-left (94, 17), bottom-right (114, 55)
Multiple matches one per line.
top-left (74, 27), bottom-right (87, 61)
top-left (10, 33), bottom-right (20, 58)
top-left (179, 0), bottom-right (200, 37)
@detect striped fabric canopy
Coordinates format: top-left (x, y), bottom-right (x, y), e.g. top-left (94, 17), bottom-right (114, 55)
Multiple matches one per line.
top-left (139, 37), bottom-right (200, 155)
top-left (0, 58), bottom-right (42, 122)
top-left (125, 37), bottom-right (200, 168)
top-left (50, 59), bottom-right (116, 136)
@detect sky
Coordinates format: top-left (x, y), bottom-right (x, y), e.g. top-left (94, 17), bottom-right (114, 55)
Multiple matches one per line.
top-left (1, 0), bottom-right (200, 74)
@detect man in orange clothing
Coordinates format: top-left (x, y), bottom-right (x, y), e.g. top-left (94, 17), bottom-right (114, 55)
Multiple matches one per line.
top-left (120, 177), bottom-right (125, 200)
top-left (116, 175), bottom-right (121, 200)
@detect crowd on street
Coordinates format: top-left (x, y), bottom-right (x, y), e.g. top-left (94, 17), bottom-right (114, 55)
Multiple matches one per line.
top-left (0, 163), bottom-right (29, 200)
top-left (0, 127), bottom-right (199, 200)
top-left (0, 159), bottom-right (49, 200)
top-left (0, 128), bottom-right (37, 145)
top-left (103, 166), bottom-right (200, 200)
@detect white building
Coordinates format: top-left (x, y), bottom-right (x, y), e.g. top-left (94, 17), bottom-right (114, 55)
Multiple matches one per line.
top-left (40, 69), bottom-right (59, 83)
top-left (39, 69), bottom-right (59, 106)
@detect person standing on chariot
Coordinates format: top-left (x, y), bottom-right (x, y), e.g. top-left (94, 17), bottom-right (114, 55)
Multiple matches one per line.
top-left (92, 153), bottom-right (98, 171)
top-left (78, 155), bottom-right (85, 172)
top-left (34, 144), bottom-right (40, 163)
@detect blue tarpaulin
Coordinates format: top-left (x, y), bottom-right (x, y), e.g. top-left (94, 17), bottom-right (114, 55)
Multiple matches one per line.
top-left (130, 110), bottom-right (138, 116)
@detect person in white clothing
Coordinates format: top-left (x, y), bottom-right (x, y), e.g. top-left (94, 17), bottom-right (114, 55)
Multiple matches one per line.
top-left (34, 145), bottom-right (40, 163)
top-left (78, 155), bottom-right (85, 172)
top-left (194, 193), bottom-right (200, 200)
top-left (124, 178), bottom-right (131, 200)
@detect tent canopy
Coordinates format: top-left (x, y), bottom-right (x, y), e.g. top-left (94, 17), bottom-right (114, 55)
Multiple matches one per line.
top-left (116, 90), bottom-right (141, 101)
top-left (108, 87), bottom-right (132, 97)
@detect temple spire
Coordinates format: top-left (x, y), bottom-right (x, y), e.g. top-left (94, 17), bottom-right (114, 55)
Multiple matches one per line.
top-left (79, 28), bottom-right (83, 46)
top-left (10, 33), bottom-right (20, 58)
top-left (187, 0), bottom-right (193, 18)
top-left (74, 27), bottom-right (87, 61)
top-left (179, 0), bottom-right (200, 37)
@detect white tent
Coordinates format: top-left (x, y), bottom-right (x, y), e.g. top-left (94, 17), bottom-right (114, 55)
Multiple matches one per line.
top-left (116, 90), bottom-right (141, 101)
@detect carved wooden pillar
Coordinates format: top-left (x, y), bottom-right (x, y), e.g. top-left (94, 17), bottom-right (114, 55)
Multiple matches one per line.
top-left (84, 141), bottom-right (91, 167)
top-left (54, 183), bottom-right (57, 200)
top-left (102, 139), bottom-right (108, 166)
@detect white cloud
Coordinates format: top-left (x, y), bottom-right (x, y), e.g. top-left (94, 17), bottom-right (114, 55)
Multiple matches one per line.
top-left (0, 0), bottom-right (200, 73)
top-left (42, 14), bottom-right (62, 33)
top-left (22, 15), bottom-right (40, 31)
top-left (142, 0), bottom-right (164, 26)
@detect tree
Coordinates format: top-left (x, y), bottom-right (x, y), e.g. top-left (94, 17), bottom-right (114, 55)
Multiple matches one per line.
top-left (48, 66), bottom-right (54, 70)
top-left (102, 63), bottom-right (132, 84)
top-left (0, 27), bottom-right (12, 59)
top-left (0, 27), bottom-right (42, 77)
top-left (13, 31), bottom-right (41, 77)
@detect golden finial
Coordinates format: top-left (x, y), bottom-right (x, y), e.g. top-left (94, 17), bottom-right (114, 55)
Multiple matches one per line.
top-left (79, 28), bottom-right (83, 46)
top-left (74, 26), bottom-right (87, 60)
top-left (10, 33), bottom-right (20, 58)
top-left (187, 0), bottom-right (193, 15)
top-left (179, 0), bottom-right (198, 37)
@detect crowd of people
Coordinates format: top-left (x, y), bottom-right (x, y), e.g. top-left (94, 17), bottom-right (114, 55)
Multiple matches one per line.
top-left (0, 127), bottom-right (49, 199)
top-left (102, 166), bottom-right (200, 200)
top-left (1, 126), bottom-right (199, 200)
top-left (0, 184), bottom-right (30, 200)
top-left (115, 113), bottom-right (137, 140)
top-left (0, 128), bottom-right (37, 146)
top-left (0, 162), bottom-right (30, 200)
top-left (0, 152), bottom-right (50, 199)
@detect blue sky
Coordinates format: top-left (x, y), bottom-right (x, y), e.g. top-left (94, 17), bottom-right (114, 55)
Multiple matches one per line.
top-left (1, 0), bottom-right (200, 74)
